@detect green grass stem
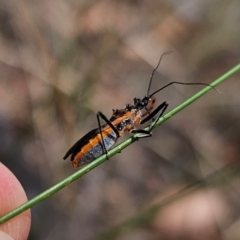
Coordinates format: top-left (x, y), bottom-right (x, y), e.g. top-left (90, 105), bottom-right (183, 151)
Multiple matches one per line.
top-left (0, 63), bottom-right (239, 224)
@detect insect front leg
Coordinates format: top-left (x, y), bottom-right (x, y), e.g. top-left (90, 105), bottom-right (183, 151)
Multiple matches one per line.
top-left (140, 101), bottom-right (168, 131)
top-left (131, 101), bottom-right (169, 140)
top-left (130, 128), bottom-right (152, 139)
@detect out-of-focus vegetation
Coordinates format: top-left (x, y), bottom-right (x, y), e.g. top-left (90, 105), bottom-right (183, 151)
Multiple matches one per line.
top-left (0, 0), bottom-right (240, 239)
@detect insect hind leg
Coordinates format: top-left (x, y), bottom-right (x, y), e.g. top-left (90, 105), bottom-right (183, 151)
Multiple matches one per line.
top-left (97, 111), bottom-right (120, 160)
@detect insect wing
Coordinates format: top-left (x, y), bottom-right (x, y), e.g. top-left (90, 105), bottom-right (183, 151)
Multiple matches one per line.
top-left (70, 126), bottom-right (119, 168)
top-left (63, 128), bottom-right (99, 160)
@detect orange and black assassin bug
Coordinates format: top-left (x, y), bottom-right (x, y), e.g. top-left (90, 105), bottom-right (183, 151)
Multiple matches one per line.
top-left (63, 52), bottom-right (215, 168)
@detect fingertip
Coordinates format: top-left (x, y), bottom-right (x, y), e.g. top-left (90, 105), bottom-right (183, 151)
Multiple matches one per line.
top-left (0, 230), bottom-right (14, 240)
top-left (0, 163), bottom-right (31, 240)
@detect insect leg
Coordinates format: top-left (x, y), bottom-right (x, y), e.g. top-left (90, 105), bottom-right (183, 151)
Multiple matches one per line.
top-left (97, 111), bottom-right (120, 160)
top-left (130, 102), bottom-right (169, 139)
top-left (131, 128), bottom-right (152, 139)
top-left (140, 101), bottom-right (168, 125)
top-left (132, 101), bottom-right (168, 140)
top-left (148, 101), bottom-right (168, 131)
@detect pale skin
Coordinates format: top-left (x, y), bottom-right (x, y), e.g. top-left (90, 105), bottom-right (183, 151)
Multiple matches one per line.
top-left (0, 163), bottom-right (31, 240)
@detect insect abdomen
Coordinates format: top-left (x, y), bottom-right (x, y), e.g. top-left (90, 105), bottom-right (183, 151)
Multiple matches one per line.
top-left (71, 130), bottom-right (117, 168)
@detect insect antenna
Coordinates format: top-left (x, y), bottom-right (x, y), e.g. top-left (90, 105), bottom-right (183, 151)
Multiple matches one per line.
top-left (149, 81), bottom-right (220, 98)
top-left (147, 52), bottom-right (220, 97)
top-left (147, 51), bottom-right (173, 95)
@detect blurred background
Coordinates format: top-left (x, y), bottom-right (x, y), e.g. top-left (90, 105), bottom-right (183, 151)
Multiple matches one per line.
top-left (0, 0), bottom-right (240, 239)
